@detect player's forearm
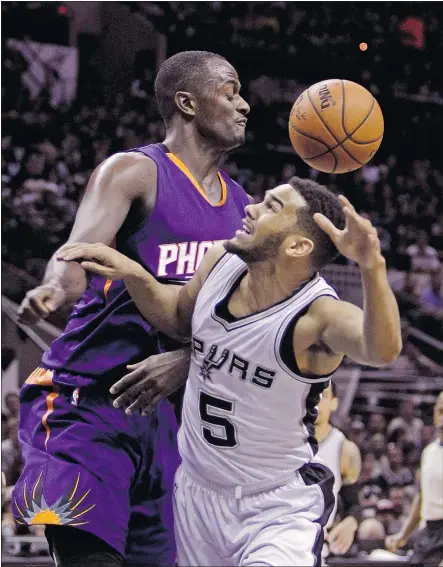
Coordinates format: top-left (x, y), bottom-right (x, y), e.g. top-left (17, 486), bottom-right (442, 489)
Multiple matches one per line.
top-left (360, 258), bottom-right (402, 365)
top-left (43, 253), bottom-right (87, 303)
top-left (399, 493), bottom-right (421, 539)
top-left (123, 268), bottom-right (188, 340)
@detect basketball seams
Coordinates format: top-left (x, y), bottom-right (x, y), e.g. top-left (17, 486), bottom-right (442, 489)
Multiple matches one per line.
top-left (290, 117), bottom-right (382, 159)
top-left (289, 124), bottom-right (331, 158)
top-left (289, 124), bottom-right (337, 173)
top-left (306, 86), bottom-right (363, 166)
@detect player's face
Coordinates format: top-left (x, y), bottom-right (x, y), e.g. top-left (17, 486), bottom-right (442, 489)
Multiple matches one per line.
top-left (225, 185), bottom-right (311, 262)
top-left (315, 386), bottom-right (337, 426)
top-left (194, 61), bottom-right (250, 150)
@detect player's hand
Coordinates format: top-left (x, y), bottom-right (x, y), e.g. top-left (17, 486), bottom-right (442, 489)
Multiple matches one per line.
top-left (57, 243), bottom-right (141, 281)
top-left (110, 348), bottom-right (191, 416)
top-left (385, 532), bottom-right (408, 553)
top-left (327, 516), bottom-right (357, 555)
top-left (17, 282), bottom-right (66, 325)
top-left (314, 196), bottom-right (384, 270)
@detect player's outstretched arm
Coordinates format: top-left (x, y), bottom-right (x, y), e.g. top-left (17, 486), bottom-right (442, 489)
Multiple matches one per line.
top-left (58, 243), bottom-right (226, 341)
top-left (18, 153), bottom-right (153, 324)
top-left (313, 196), bottom-right (402, 366)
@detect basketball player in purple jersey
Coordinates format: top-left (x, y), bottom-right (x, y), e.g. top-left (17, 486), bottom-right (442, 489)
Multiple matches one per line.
top-left (13, 51), bottom-right (250, 567)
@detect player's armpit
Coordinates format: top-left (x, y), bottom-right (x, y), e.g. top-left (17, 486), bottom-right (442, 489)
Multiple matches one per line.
top-left (341, 439), bottom-right (362, 485)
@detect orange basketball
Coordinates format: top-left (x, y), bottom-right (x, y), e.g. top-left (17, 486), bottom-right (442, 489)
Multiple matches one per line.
top-left (288, 79), bottom-right (384, 174)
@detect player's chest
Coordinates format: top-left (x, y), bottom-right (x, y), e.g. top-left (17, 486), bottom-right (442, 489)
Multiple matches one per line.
top-left (190, 326), bottom-right (280, 392)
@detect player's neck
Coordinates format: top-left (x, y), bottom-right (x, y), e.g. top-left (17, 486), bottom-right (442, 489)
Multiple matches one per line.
top-left (242, 262), bottom-right (312, 312)
top-left (163, 129), bottom-right (224, 186)
top-left (315, 422), bottom-right (333, 444)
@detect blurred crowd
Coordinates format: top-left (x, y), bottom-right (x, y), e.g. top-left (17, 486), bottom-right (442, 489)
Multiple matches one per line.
top-left (342, 399), bottom-right (430, 545)
top-left (1, 1), bottom-right (442, 560)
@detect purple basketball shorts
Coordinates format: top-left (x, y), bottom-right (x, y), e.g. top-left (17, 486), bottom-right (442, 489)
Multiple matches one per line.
top-left (12, 367), bottom-right (180, 565)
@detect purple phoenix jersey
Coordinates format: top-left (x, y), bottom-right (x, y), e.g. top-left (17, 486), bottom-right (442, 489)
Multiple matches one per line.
top-left (13, 143), bottom-right (249, 564)
top-left (42, 143), bottom-right (249, 386)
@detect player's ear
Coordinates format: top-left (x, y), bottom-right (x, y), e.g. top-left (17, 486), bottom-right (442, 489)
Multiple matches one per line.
top-left (175, 92), bottom-right (196, 117)
top-left (285, 235), bottom-right (314, 260)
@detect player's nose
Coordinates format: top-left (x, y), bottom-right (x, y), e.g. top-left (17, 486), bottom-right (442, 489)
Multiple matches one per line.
top-left (244, 203), bottom-right (257, 219)
top-left (237, 96), bottom-right (250, 116)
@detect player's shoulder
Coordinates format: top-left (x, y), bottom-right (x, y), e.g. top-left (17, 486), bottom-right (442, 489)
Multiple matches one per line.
top-left (99, 151), bottom-right (156, 172)
top-left (93, 151), bottom-right (157, 198)
top-left (307, 294), bottom-right (359, 324)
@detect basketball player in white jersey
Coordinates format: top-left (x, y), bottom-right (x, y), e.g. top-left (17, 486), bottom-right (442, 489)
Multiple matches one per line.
top-left (58, 177), bottom-right (402, 566)
top-left (386, 391), bottom-right (443, 567)
top-left (316, 384), bottom-right (361, 559)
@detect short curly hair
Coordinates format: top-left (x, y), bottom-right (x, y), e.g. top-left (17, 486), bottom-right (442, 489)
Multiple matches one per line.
top-left (155, 50), bottom-right (226, 125)
top-left (288, 176), bottom-right (346, 270)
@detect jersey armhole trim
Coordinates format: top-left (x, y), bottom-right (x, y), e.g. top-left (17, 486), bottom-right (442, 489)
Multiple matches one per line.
top-left (275, 292), bottom-right (340, 383)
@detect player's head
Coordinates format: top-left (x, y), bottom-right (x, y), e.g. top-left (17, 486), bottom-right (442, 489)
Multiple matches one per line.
top-left (225, 177), bottom-right (345, 271)
top-left (315, 382), bottom-right (338, 426)
top-left (155, 50), bottom-right (249, 149)
top-left (434, 391), bottom-right (443, 434)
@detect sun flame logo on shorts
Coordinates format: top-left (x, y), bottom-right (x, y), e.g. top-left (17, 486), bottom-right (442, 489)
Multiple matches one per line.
top-left (14, 471), bottom-right (95, 527)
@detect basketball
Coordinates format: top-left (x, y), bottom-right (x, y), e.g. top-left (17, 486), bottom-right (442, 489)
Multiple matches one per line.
top-left (289, 79), bottom-right (384, 174)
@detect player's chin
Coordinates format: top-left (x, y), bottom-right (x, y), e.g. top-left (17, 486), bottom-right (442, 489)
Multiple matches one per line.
top-left (224, 236), bottom-right (245, 255)
top-left (227, 132), bottom-right (246, 149)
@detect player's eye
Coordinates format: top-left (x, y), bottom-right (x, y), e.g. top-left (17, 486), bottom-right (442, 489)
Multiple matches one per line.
top-left (226, 94), bottom-right (234, 101)
top-left (267, 203), bottom-right (276, 212)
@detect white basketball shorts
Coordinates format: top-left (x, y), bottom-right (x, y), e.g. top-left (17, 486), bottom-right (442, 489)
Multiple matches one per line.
top-left (173, 461), bottom-right (335, 566)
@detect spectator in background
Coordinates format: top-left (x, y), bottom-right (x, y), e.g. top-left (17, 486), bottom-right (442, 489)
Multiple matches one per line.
top-left (376, 499), bottom-right (397, 536)
top-left (430, 212), bottom-right (443, 261)
top-left (388, 486), bottom-right (411, 535)
top-left (387, 400), bottom-right (424, 445)
top-left (360, 452), bottom-right (385, 514)
top-left (4, 392), bottom-right (19, 423)
top-left (369, 433), bottom-right (387, 476)
top-left (420, 269), bottom-right (443, 316)
top-left (1, 418), bottom-right (22, 486)
top-left (419, 424), bottom-right (436, 453)
top-left (406, 229), bottom-right (441, 295)
top-left (1, 413), bottom-right (8, 442)
top-left (379, 443), bottom-right (414, 489)
top-left (389, 320), bottom-right (443, 376)
top-left (368, 413), bottom-right (387, 436)
top-left (358, 517), bottom-right (386, 541)
top-left (348, 419), bottom-right (366, 447)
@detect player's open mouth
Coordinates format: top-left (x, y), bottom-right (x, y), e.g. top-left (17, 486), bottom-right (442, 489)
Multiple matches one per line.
top-left (236, 221), bottom-right (253, 237)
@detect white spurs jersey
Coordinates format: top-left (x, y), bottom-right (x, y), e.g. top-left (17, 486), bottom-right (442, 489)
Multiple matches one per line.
top-left (317, 427), bottom-right (346, 528)
top-left (178, 253), bottom-right (339, 486)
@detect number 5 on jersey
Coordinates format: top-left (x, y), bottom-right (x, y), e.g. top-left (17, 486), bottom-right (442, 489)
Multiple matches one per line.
top-left (199, 390), bottom-right (238, 448)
